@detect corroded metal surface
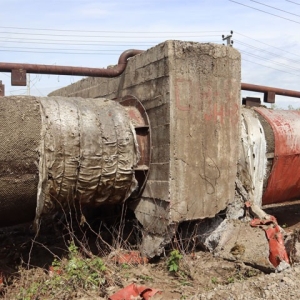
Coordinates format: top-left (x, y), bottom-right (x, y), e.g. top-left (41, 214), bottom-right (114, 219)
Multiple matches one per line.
top-left (0, 50), bottom-right (143, 85)
top-left (255, 108), bottom-right (300, 205)
top-left (241, 83), bottom-right (300, 99)
top-left (118, 95), bottom-right (151, 197)
top-left (11, 69), bottom-right (26, 86)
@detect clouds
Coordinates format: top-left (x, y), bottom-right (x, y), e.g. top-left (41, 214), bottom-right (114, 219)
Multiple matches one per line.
top-left (0, 1), bottom-right (300, 108)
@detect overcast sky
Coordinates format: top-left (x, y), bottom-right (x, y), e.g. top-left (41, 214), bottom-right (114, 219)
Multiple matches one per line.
top-left (1, 0), bottom-right (300, 108)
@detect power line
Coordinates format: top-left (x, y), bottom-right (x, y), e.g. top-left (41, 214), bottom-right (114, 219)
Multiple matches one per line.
top-left (242, 58), bottom-right (300, 77)
top-left (286, 0), bottom-right (300, 5)
top-left (250, 0), bottom-right (300, 18)
top-left (238, 49), bottom-right (300, 72)
top-left (229, 0), bottom-right (300, 25)
top-left (0, 49), bottom-right (120, 55)
top-left (235, 40), bottom-right (300, 65)
top-left (0, 39), bottom-right (220, 47)
top-left (0, 45), bottom-right (133, 52)
top-left (0, 39), bottom-right (155, 47)
top-left (234, 31), bottom-right (300, 59)
top-left (0, 36), bottom-right (159, 44)
top-left (0, 31), bottom-right (221, 38)
top-left (0, 26), bottom-right (225, 34)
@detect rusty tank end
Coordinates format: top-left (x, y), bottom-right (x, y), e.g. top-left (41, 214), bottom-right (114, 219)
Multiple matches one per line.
top-left (238, 106), bottom-right (300, 207)
top-left (0, 96), bottom-right (150, 228)
top-left (254, 108), bottom-right (300, 205)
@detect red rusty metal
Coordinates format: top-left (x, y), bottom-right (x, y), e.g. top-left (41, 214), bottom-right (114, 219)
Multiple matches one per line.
top-left (242, 96), bottom-right (261, 107)
top-left (0, 49), bottom-right (144, 83)
top-left (250, 215), bottom-right (290, 268)
top-left (264, 91), bottom-right (276, 103)
top-left (109, 283), bottom-right (161, 300)
top-left (119, 95), bottom-right (151, 197)
top-left (241, 83), bottom-right (300, 102)
top-left (255, 107), bottom-right (300, 205)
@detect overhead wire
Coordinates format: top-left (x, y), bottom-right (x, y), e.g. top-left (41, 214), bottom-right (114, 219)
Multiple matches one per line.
top-left (234, 31), bottom-right (300, 59)
top-left (0, 26), bottom-right (225, 34)
top-left (242, 58), bottom-right (300, 77)
top-left (238, 49), bottom-right (300, 72)
top-left (0, 45), bottom-right (135, 52)
top-left (0, 36), bottom-right (160, 44)
top-left (0, 31), bottom-right (221, 38)
top-left (229, 0), bottom-right (300, 25)
top-left (250, 0), bottom-right (300, 18)
top-left (235, 40), bottom-right (300, 65)
top-left (0, 39), bottom-right (156, 47)
top-left (286, 0), bottom-right (300, 5)
top-left (1, 24), bottom-right (300, 91)
top-left (0, 49), bottom-right (121, 55)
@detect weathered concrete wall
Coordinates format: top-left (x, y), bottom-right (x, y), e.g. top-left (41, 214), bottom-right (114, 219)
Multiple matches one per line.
top-left (50, 41), bottom-right (241, 243)
top-left (168, 42), bottom-right (240, 222)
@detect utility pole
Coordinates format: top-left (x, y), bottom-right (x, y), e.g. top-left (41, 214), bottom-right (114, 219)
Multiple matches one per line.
top-left (222, 31), bottom-right (234, 46)
top-left (27, 73), bottom-right (30, 95)
top-left (0, 80), bottom-right (4, 96)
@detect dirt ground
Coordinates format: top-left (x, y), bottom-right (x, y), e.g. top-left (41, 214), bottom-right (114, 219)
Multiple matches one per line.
top-left (1, 203), bottom-right (300, 300)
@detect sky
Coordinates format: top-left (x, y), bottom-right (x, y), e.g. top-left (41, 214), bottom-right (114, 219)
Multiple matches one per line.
top-left (1, 0), bottom-right (300, 108)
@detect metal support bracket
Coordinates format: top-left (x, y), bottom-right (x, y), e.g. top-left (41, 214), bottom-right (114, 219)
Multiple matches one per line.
top-left (264, 91), bottom-right (276, 103)
top-left (11, 69), bottom-right (27, 86)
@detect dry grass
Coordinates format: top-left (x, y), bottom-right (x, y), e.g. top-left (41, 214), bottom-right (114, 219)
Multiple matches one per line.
top-left (0, 204), bottom-right (263, 300)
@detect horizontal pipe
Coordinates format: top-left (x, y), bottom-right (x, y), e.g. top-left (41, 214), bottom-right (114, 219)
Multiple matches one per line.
top-left (241, 83), bottom-right (300, 99)
top-left (0, 49), bottom-right (144, 77)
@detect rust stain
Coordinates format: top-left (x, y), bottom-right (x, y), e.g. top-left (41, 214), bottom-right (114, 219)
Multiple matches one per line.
top-left (255, 108), bottom-right (300, 205)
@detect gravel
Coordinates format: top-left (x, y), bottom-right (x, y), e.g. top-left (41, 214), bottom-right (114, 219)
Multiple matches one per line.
top-left (194, 264), bottom-right (300, 300)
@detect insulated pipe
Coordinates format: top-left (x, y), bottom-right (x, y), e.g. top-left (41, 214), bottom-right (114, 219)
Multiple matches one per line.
top-left (0, 49), bottom-right (144, 77)
top-left (0, 96), bottom-right (142, 227)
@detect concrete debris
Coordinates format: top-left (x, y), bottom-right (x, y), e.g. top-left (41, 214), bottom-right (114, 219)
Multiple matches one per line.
top-left (195, 217), bottom-right (227, 252)
top-left (226, 189), bottom-right (245, 220)
top-left (213, 219), bottom-right (275, 272)
top-left (140, 233), bottom-right (171, 258)
top-left (285, 229), bottom-right (300, 265)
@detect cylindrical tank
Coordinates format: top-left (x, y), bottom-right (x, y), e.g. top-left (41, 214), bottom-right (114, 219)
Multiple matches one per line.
top-left (0, 96), bottom-right (140, 227)
top-left (255, 108), bottom-right (300, 205)
top-left (239, 107), bottom-right (300, 206)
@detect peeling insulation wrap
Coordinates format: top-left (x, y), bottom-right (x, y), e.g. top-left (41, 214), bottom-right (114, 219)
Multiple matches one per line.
top-left (238, 108), bottom-right (267, 207)
top-left (0, 96), bottom-right (139, 227)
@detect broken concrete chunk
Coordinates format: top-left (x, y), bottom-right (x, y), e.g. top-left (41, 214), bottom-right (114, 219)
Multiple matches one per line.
top-left (213, 219), bottom-right (275, 272)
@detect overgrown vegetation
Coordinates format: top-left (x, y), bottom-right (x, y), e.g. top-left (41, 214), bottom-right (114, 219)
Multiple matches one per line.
top-left (15, 241), bottom-right (108, 299)
top-left (0, 204), bottom-right (264, 299)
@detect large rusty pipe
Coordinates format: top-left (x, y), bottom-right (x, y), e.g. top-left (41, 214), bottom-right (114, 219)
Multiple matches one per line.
top-left (0, 49), bottom-right (144, 77)
top-left (241, 83), bottom-right (300, 99)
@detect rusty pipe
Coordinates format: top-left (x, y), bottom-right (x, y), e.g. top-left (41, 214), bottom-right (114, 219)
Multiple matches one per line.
top-left (0, 49), bottom-right (144, 77)
top-left (241, 83), bottom-right (300, 99)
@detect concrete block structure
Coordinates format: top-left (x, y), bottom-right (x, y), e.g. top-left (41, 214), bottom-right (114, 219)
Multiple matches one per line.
top-left (50, 41), bottom-right (241, 255)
